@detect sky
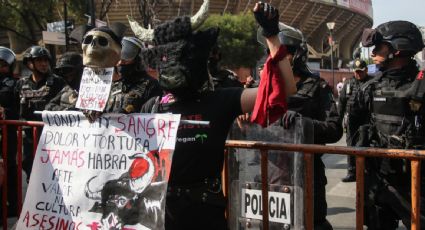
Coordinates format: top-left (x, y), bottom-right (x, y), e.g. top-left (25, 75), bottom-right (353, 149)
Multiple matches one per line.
top-left (372, 0), bottom-right (425, 27)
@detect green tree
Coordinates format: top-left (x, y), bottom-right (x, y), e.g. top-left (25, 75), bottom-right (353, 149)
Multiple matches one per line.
top-left (0, 0), bottom-right (86, 51)
top-left (201, 13), bottom-right (263, 69)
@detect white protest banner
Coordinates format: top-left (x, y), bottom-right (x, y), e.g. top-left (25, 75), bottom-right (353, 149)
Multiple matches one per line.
top-left (76, 67), bottom-right (113, 111)
top-left (17, 111), bottom-right (181, 230)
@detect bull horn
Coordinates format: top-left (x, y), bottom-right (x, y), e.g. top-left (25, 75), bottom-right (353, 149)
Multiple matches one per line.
top-left (85, 176), bottom-right (102, 200)
top-left (191, 0), bottom-right (209, 30)
top-left (128, 15), bottom-right (154, 42)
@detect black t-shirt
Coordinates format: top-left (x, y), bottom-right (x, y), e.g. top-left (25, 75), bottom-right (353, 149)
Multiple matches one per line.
top-left (141, 88), bottom-right (243, 185)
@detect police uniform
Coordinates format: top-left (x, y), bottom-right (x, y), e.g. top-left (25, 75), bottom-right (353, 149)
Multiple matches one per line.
top-left (104, 71), bottom-right (162, 113)
top-left (15, 73), bottom-right (66, 177)
top-left (338, 73), bottom-right (372, 180)
top-left (45, 85), bottom-right (78, 111)
top-left (285, 73), bottom-right (342, 228)
top-left (358, 20), bottom-right (425, 229)
top-left (360, 63), bottom-right (425, 229)
top-left (0, 71), bottom-right (18, 215)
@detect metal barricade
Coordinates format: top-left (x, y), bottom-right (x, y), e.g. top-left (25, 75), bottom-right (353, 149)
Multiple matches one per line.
top-left (225, 141), bottom-right (425, 230)
top-left (0, 119), bottom-right (424, 230)
top-left (0, 120), bottom-right (43, 230)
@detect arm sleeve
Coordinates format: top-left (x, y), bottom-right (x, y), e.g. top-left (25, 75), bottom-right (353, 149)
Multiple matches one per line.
top-left (313, 85), bottom-right (343, 144)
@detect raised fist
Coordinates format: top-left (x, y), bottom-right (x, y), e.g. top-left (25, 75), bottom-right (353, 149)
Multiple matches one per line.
top-left (253, 2), bottom-right (280, 38)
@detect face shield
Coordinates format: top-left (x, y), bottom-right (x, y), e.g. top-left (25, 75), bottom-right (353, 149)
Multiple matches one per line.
top-left (361, 28), bottom-right (383, 47)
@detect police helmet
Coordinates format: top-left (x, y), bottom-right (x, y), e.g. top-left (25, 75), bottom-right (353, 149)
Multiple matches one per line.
top-left (121, 37), bottom-right (145, 61)
top-left (55, 52), bottom-right (83, 71)
top-left (23, 46), bottom-right (52, 66)
top-left (0, 46), bottom-right (16, 72)
top-left (362, 20), bottom-right (424, 56)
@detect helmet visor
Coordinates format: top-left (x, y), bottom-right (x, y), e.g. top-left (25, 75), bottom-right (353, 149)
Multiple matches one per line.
top-left (362, 28), bottom-right (383, 47)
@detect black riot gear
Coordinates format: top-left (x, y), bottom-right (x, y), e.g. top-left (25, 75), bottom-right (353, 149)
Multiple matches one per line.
top-left (0, 46), bottom-right (16, 73)
top-left (358, 25), bottom-right (425, 227)
top-left (362, 21), bottom-right (424, 56)
top-left (22, 46), bottom-right (52, 66)
top-left (277, 24), bottom-right (309, 76)
top-left (55, 52), bottom-right (83, 70)
top-left (121, 36), bottom-right (145, 61)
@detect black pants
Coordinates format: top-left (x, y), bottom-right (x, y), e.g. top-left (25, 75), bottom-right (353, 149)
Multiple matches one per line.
top-left (0, 127), bottom-right (18, 216)
top-left (364, 167), bottom-right (425, 230)
top-left (22, 127), bottom-right (42, 179)
top-left (314, 156), bottom-right (333, 229)
top-left (165, 192), bottom-right (227, 230)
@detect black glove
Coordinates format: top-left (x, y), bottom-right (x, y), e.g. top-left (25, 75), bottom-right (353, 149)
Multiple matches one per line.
top-left (282, 110), bottom-right (300, 129)
top-left (254, 2), bottom-right (280, 38)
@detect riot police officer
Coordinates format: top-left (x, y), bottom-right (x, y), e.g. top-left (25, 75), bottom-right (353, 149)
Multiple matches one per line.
top-left (208, 44), bottom-right (243, 88)
top-left (45, 52), bottom-right (83, 111)
top-left (0, 46), bottom-right (18, 216)
top-left (262, 24), bottom-right (342, 230)
top-left (107, 36), bottom-right (162, 113)
top-left (359, 20), bottom-right (425, 229)
top-left (338, 59), bottom-right (372, 182)
top-left (15, 46), bottom-right (67, 179)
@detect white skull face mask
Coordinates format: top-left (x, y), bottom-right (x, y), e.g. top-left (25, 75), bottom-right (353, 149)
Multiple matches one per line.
top-left (82, 30), bottom-right (121, 68)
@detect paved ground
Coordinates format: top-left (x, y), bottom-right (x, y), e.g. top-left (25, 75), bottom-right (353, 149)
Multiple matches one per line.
top-left (325, 133), bottom-right (407, 230)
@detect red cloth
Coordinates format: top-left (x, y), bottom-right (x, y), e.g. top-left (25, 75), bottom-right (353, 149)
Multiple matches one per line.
top-left (250, 45), bottom-right (288, 127)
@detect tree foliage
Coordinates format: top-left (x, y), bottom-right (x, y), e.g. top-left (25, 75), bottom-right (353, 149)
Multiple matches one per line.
top-left (0, 0), bottom-right (86, 44)
top-left (201, 13), bottom-right (263, 69)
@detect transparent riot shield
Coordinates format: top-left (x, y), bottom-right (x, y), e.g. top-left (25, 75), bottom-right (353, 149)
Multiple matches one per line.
top-left (227, 117), bottom-right (314, 230)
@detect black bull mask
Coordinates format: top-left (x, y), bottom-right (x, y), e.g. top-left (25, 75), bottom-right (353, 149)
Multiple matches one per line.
top-left (129, 0), bottom-right (218, 98)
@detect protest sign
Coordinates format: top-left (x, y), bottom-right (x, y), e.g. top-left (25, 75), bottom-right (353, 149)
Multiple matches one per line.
top-left (17, 111), bottom-right (181, 230)
top-left (76, 67), bottom-right (114, 111)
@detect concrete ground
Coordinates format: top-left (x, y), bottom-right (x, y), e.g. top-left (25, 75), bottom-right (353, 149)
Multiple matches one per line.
top-left (324, 133), bottom-right (407, 230)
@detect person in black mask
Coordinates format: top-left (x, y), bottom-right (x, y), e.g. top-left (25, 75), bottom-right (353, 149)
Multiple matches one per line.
top-left (106, 36), bottom-right (162, 114)
top-left (15, 46), bottom-right (66, 181)
top-left (45, 52), bottom-right (83, 111)
top-left (0, 46), bottom-right (18, 216)
top-left (358, 20), bottom-right (425, 229)
top-left (131, 0), bottom-right (297, 228)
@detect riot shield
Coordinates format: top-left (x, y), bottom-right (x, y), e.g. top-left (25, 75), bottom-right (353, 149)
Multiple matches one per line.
top-left (227, 117), bottom-right (313, 230)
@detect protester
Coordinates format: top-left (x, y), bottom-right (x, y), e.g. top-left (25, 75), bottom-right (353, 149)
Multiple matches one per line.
top-left (0, 46), bottom-right (18, 216)
top-left (45, 52), bottom-right (83, 111)
top-left (15, 46), bottom-right (67, 180)
top-left (338, 59), bottom-right (372, 182)
top-left (358, 20), bottom-right (425, 229)
top-left (272, 24), bottom-right (342, 230)
top-left (131, 1), bottom-right (296, 228)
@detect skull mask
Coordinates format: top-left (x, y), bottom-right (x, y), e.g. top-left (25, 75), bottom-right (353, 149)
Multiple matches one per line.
top-left (82, 29), bottom-right (122, 68)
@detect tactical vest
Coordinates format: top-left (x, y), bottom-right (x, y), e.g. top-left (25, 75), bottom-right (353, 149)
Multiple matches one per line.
top-left (345, 78), bottom-right (360, 113)
top-left (287, 76), bottom-right (329, 121)
top-left (106, 79), bottom-right (149, 113)
top-left (371, 76), bottom-right (425, 149)
top-left (19, 76), bottom-right (55, 119)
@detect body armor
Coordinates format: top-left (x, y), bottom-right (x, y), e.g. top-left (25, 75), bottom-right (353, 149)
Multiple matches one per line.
top-left (287, 76), bottom-right (330, 121)
top-left (105, 74), bottom-right (161, 113)
top-left (17, 74), bottom-right (66, 120)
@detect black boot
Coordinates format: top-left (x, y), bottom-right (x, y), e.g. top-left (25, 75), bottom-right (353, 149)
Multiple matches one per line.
top-left (341, 173), bottom-right (356, 182)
